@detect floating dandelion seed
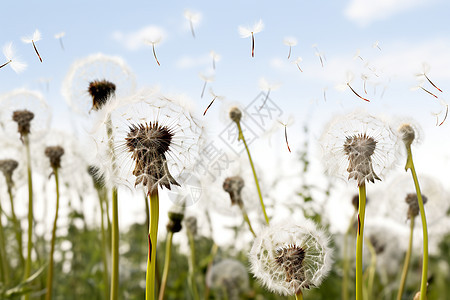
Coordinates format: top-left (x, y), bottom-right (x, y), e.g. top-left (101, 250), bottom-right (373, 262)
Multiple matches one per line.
top-left (54, 32), bottom-right (65, 50)
top-left (249, 219), bottom-right (333, 296)
top-left (372, 41), bottom-right (381, 51)
top-left (416, 63), bottom-right (443, 93)
top-left (312, 44), bottom-right (326, 67)
top-left (0, 42), bottom-right (27, 73)
top-left (21, 29), bottom-right (43, 62)
top-left (278, 116), bottom-right (294, 153)
top-left (293, 57), bottom-right (303, 72)
top-left (361, 74), bottom-right (369, 94)
top-left (283, 37), bottom-right (297, 59)
top-left (337, 72), bottom-right (370, 102)
top-left (323, 87), bottom-right (328, 102)
top-left (184, 9), bottom-right (201, 38)
top-left (354, 49), bottom-right (364, 61)
top-left (258, 77), bottom-right (281, 110)
top-left (411, 81), bottom-right (438, 99)
top-left (209, 50), bottom-right (221, 70)
top-left (239, 19), bottom-right (264, 57)
top-left (144, 38), bottom-right (162, 66)
top-left (199, 72), bottom-right (215, 98)
top-left (431, 100), bottom-right (449, 126)
top-left (203, 88), bottom-right (224, 116)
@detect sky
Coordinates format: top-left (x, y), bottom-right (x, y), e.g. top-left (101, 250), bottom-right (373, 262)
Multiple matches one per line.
top-left (1, 0), bottom-right (450, 242)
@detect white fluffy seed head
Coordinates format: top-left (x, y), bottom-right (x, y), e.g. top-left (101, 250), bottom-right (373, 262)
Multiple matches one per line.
top-left (249, 219), bottom-right (333, 296)
top-left (206, 259), bottom-right (249, 300)
top-left (320, 110), bottom-right (400, 186)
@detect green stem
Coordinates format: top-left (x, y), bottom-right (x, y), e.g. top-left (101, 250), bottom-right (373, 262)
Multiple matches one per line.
top-left (405, 146), bottom-right (428, 300)
top-left (146, 190), bottom-right (159, 300)
top-left (365, 237), bottom-right (377, 300)
top-left (45, 168), bottom-right (60, 300)
top-left (0, 199), bottom-right (10, 285)
top-left (397, 217), bottom-right (415, 300)
top-left (7, 181), bottom-right (25, 268)
top-left (236, 121), bottom-right (269, 224)
top-left (23, 134), bottom-right (34, 300)
top-left (356, 183), bottom-right (366, 300)
top-left (158, 231), bottom-right (173, 300)
top-left (342, 211), bottom-right (356, 300)
top-left (110, 187), bottom-right (119, 300)
top-left (203, 243), bottom-right (219, 300)
top-left (239, 204), bottom-right (256, 237)
top-left (97, 187), bottom-right (110, 300)
top-left (187, 229), bottom-right (200, 300)
top-left (295, 290), bottom-right (303, 300)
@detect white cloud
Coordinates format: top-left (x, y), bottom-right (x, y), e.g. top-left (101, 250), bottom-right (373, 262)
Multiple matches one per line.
top-left (112, 25), bottom-right (167, 51)
top-left (345, 0), bottom-right (429, 26)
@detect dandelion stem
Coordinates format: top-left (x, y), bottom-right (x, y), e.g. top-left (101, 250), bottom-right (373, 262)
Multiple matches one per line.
top-left (251, 33), bottom-right (255, 57)
top-left (0, 60), bottom-right (11, 69)
top-left (295, 290), bottom-right (304, 300)
top-left (356, 182), bottom-right (367, 300)
top-left (365, 237), bottom-right (377, 300)
top-left (0, 198), bottom-right (10, 285)
top-left (236, 121), bottom-right (269, 224)
top-left (158, 231), bottom-right (173, 300)
top-left (23, 134), bottom-right (34, 300)
top-left (45, 168), bottom-right (60, 300)
top-left (203, 243), bottom-right (219, 300)
top-left (397, 217), bottom-right (415, 300)
top-left (405, 146), bottom-right (428, 300)
top-left (342, 211), bottom-right (356, 300)
top-left (259, 89), bottom-right (271, 110)
top-left (187, 229), bottom-right (200, 300)
top-left (32, 41), bottom-right (43, 62)
top-left (152, 44), bottom-right (160, 66)
top-left (110, 187), bottom-right (119, 300)
top-left (239, 204), bottom-right (256, 237)
top-left (7, 179), bottom-right (25, 268)
top-left (96, 187), bottom-right (110, 300)
top-left (146, 190), bottom-right (159, 300)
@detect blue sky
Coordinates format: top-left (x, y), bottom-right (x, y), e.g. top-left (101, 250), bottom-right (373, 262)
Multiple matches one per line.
top-left (1, 1), bottom-right (450, 233)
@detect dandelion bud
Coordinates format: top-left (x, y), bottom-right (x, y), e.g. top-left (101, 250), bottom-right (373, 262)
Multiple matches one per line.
top-left (44, 146), bottom-right (65, 169)
top-left (369, 235), bottom-right (386, 255)
top-left (223, 176), bottom-right (245, 207)
top-left (405, 193), bottom-right (428, 219)
top-left (229, 106), bottom-right (242, 123)
top-left (166, 205), bottom-right (185, 233)
top-left (0, 159), bottom-right (18, 184)
top-left (12, 109), bottom-right (34, 138)
top-left (249, 219), bottom-right (333, 296)
top-left (88, 80), bottom-right (116, 111)
top-left (185, 216), bottom-right (197, 235)
top-left (398, 123), bottom-right (415, 148)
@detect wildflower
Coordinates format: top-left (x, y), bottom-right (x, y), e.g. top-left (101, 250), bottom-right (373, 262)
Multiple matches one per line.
top-left (229, 106), bottom-right (242, 123)
top-left (320, 110), bottom-right (400, 186)
top-left (12, 110), bottom-right (34, 140)
top-left (44, 146), bottom-right (65, 170)
top-left (283, 37), bottom-right (297, 59)
top-left (249, 219), bottom-right (333, 296)
top-left (206, 259), bottom-right (250, 300)
top-left (166, 204), bottom-right (185, 233)
top-left (397, 121), bottom-right (423, 149)
top-left (21, 29), bottom-right (43, 62)
top-left (1, 42), bottom-right (27, 73)
top-left (184, 9), bottom-right (201, 38)
top-left (238, 19), bottom-right (264, 57)
top-left (88, 79), bottom-right (116, 111)
top-left (62, 53), bottom-right (136, 115)
top-left (0, 159), bottom-right (19, 185)
top-left (223, 176), bottom-right (245, 206)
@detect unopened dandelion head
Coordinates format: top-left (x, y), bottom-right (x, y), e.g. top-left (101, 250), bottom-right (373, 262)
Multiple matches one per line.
top-left (166, 204), bottom-right (185, 233)
top-left (12, 109), bottom-right (34, 138)
top-left (223, 176), bottom-right (245, 206)
top-left (0, 159), bottom-right (18, 183)
top-left (405, 193), bottom-right (428, 219)
top-left (249, 219), bottom-right (333, 296)
top-left (229, 106), bottom-right (242, 123)
top-left (88, 80), bottom-right (116, 111)
top-left (320, 110), bottom-right (400, 186)
top-left (44, 146), bottom-right (65, 169)
top-left (396, 120), bottom-right (423, 149)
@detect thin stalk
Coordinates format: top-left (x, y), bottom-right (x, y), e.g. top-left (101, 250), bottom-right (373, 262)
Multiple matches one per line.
top-left (342, 211), bottom-right (357, 300)
top-left (146, 190), bottom-right (159, 300)
top-left (45, 168), bottom-right (60, 300)
top-left (0, 200), bottom-right (10, 285)
top-left (397, 217), bottom-right (415, 300)
top-left (203, 243), bottom-right (219, 300)
top-left (158, 231), bottom-right (173, 300)
top-left (187, 229), bottom-right (200, 300)
top-left (365, 237), bottom-right (377, 300)
top-left (7, 181), bottom-right (25, 268)
top-left (295, 290), bottom-right (303, 300)
top-left (238, 204), bottom-right (256, 237)
top-left (356, 183), bottom-right (367, 300)
top-left (97, 187), bottom-right (110, 300)
top-left (110, 187), bottom-right (119, 300)
top-left (405, 146), bottom-right (428, 300)
top-left (23, 134), bottom-right (34, 300)
top-left (236, 121), bottom-right (269, 224)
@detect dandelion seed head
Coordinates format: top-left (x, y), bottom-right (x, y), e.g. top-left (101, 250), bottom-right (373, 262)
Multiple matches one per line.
top-left (405, 193), bottom-right (428, 220)
top-left (206, 259), bottom-right (250, 300)
top-left (320, 110), bottom-right (400, 186)
top-left (396, 119), bottom-right (423, 149)
top-left (88, 80), bottom-right (117, 111)
top-left (44, 146), bottom-right (65, 169)
top-left (229, 106), bottom-right (242, 123)
top-left (249, 219), bottom-right (333, 296)
top-left (12, 109), bottom-right (34, 138)
top-left (223, 176), bottom-right (245, 206)
top-left (0, 159), bottom-right (19, 183)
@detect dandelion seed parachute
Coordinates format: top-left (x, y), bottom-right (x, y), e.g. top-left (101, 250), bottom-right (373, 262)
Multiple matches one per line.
top-left (2, 42), bottom-right (27, 73)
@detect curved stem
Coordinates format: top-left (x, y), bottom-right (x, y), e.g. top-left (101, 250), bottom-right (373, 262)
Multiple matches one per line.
top-left (110, 187), bottom-right (119, 300)
top-left (146, 190), bottom-right (159, 300)
top-left (397, 217), bottom-right (415, 300)
top-left (158, 231), bottom-right (173, 300)
top-left (239, 204), bottom-right (256, 237)
top-left (187, 229), bottom-right (200, 300)
top-left (236, 121), bottom-right (269, 224)
top-left (23, 134), bottom-right (34, 300)
top-left (342, 211), bottom-right (356, 300)
top-left (356, 183), bottom-right (366, 300)
top-left (7, 181), bottom-right (25, 268)
top-left (405, 146), bottom-right (428, 300)
top-left (45, 168), bottom-right (60, 300)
